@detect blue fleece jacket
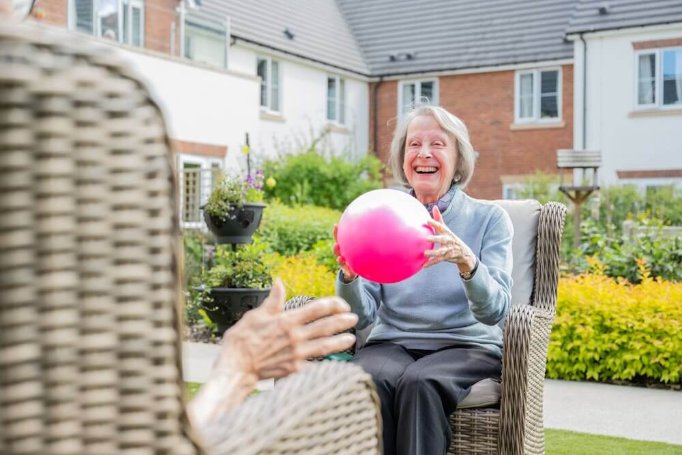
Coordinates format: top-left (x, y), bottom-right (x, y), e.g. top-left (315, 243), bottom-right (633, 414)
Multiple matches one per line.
top-left (336, 187), bottom-right (513, 357)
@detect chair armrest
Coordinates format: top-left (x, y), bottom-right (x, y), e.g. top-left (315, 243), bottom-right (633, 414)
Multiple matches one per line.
top-left (533, 202), bottom-right (567, 315)
top-left (200, 362), bottom-right (382, 454)
top-left (498, 304), bottom-right (554, 454)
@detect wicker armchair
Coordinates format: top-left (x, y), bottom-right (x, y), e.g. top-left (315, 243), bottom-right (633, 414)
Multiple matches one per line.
top-left (288, 200), bottom-right (566, 454)
top-left (0, 22), bottom-right (381, 454)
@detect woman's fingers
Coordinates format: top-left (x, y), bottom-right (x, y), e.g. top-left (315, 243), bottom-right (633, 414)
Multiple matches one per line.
top-left (432, 206), bottom-right (444, 222)
top-left (260, 278), bottom-right (286, 315)
top-left (426, 234), bottom-right (454, 245)
top-left (296, 333), bottom-right (356, 360)
top-left (287, 296), bottom-right (352, 326)
top-left (295, 312), bottom-right (358, 341)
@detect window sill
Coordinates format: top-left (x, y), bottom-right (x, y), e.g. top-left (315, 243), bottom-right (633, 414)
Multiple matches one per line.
top-left (629, 108), bottom-right (682, 118)
top-left (510, 121), bottom-right (565, 131)
top-left (260, 110), bottom-right (286, 123)
top-left (326, 123), bottom-right (350, 134)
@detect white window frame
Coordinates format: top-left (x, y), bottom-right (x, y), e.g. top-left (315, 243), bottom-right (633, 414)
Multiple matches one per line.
top-left (514, 67), bottom-right (562, 123)
top-left (326, 75), bottom-right (346, 125)
top-left (397, 79), bottom-right (439, 116)
top-left (257, 56), bottom-right (281, 113)
top-left (183, 18), bottom-right (229, 69)
top-left (502, 183), bottom-right (526, 200)
top-left (68, 0), bottom-right (144, 47)
top-left (634, 47), bottom-right (682, 110)
top-left (177, 154), bottom-right (223, 229)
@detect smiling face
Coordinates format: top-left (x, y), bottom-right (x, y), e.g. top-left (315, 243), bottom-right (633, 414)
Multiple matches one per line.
top-left (402, 114), bottom-right (459, 204)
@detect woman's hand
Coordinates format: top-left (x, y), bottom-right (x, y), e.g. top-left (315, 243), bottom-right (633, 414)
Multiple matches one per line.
top-left (218, 279), bottom-right (358, 379)
top-left (333, 224), bottom-right (358, 282)
top-left (424, 206), bottom-right (477, 274)
top-left (188, 279), bottom-right (358, 430)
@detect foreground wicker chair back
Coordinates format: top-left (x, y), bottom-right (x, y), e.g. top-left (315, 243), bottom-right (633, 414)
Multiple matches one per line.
top-left (0, 22), bottom-right (381, 455)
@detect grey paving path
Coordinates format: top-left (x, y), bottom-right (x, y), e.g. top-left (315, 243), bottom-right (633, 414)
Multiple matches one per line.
top-left (183, 342), bottom-right (681, 445)
top-left (544, 379), bottom-right (682, 445)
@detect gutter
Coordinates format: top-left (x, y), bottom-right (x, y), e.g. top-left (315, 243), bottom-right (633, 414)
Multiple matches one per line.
top-left (579, 32), bottom-right (587, 149)
top-left (372, 76), bottom-right (384, 159)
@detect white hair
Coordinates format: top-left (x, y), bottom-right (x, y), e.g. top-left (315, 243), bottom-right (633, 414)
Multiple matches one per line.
top-left (388, 105), bottom-right (476, 189)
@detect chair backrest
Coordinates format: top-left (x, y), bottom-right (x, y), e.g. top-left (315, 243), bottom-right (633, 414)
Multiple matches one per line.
top-left (492, 199), bottom-right (541, 309)
top-left (0, 23), bottom-right (200, 454)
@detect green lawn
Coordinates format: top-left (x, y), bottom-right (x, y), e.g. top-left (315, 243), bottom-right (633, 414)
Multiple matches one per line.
top-left (185, 383), bottom-right (681, 454)
top-left (546, 429), bottom-right (682, 454)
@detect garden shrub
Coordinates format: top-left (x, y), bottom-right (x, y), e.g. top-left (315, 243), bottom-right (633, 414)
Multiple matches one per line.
top-left (547, 268), bottom-right (682, 385)
top-left (272, 254), bottom-right (336, 300)
top-left (183, 230), bottom-right (211, 288)
top-left (263, 149), bottom-right (383, 210)
top-left (309, 238), bottom-right (338, 272)
top-left (256, 201), bottom-right (341, 256)
top-left (571, 217), bottom-right (681, 283)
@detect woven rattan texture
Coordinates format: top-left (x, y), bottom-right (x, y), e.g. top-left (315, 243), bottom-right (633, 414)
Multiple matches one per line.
top-left (0, 24), bottom-right (198, 454)
top-left (203, 362), bottom-right (382, 454)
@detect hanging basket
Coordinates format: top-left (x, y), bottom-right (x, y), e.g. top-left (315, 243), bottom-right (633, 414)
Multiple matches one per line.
top-left (202, 287), bottom-right (271, 334)
top-left (203, 202), bottom-right (266, 244)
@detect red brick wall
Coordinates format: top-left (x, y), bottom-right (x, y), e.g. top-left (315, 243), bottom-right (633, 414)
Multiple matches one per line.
top-left (144, 0), bottom-right (180, 55)
top-left (32, 0), bottom-right (68, 26)
top-left (31, 0), bottom-right (180, 56)
top-left (371, 65), bottom-right (574, 199)
top-left (171, 139), bottom-right (227, 158)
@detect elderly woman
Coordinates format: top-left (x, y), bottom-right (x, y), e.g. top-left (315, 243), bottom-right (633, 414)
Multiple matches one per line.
top-left (334, 105), bottom-right (513, 455)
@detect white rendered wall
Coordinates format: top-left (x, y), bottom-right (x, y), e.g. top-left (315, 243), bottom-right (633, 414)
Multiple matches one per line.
top-left (229, 44), bottom-right (370, 163)
top-left (123, 50), bottom-right (260, 171)
top-left (579, 24), bottom-right (682, 188)
top-left (111, 43), bottom-right (369, 173)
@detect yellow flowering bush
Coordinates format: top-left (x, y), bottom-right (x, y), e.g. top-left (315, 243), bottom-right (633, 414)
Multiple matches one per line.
top-left (548, 262), bottom-right (682, 384)
top-left (272, 254), bottom-right (336, 300)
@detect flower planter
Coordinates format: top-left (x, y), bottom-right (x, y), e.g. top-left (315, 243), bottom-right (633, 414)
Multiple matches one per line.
top-left (202, 286), bottom-right (271, 334)
top-left (203, 202), bottom-right (266, 244)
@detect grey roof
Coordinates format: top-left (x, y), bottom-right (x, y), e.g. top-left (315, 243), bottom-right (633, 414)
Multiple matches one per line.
top-left (188, 0), bottom-right (370, 75)
top-left (566, 0), bottom-right (682, 35)
top-left (336, 0), bottom-right (577, 76)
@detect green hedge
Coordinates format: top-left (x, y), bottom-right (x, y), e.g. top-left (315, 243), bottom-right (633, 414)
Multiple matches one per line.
top-left (255, 202), bottom-right (342, 256)
top-left (547, 273), bottom-right (682, 384)
top-left (263, 149), bottom-right (383, 210)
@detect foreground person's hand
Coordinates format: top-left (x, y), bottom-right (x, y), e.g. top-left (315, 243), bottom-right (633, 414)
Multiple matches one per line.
top-left (188, 279), bottom-right (357, 430)
top-left (219, 278), bottom-right (358, 379)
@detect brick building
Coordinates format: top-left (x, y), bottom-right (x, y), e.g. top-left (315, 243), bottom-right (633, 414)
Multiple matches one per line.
top-left (28, 0), bottom-right (682, 201)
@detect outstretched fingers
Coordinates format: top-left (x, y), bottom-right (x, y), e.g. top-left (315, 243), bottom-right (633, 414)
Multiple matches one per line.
top-left (296, 333), bottom-right (356, 360)
top-left (287, 296), bottom-right (353, 326)
top-left (295, 312), bottom-right (358, 341)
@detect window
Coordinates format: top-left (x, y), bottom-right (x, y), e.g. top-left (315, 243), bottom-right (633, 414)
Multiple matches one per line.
top-left (184, 20), bottom-right (227, 69)
top-left (327, 76), bottom-right (346, 124)
top-left (257, 56), bottom-right (281, 112)
top-left (399, 80), bottom-right (437, 115)
top-left (177, 155), bottom-right (223, 228)
top-left (515, 68), bottom-right (561, 122)
top-left (70, 0), bottom-right (144, 47)
top-left (636, 48), bottom-right (682, 108)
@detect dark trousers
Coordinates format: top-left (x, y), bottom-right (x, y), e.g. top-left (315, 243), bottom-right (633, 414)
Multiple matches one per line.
top-left (353, 342), bottom-right (501, 455)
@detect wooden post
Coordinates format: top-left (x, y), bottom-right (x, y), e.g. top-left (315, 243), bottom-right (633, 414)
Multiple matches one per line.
top-left (556, 150), bottom-right (602, 249)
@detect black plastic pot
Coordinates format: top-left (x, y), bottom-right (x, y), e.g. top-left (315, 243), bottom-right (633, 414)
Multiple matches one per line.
top-left (202, 286), bottom-right (271, 333)
top-left (203, 202), bottom-right (266, 244)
